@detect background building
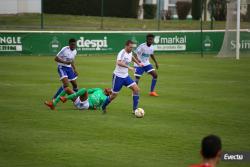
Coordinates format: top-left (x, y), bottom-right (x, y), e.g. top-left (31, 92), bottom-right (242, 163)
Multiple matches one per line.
top-left (0, 0), bottom-right (41, 14)
top-left (141, 0), bottom-right (192, 19)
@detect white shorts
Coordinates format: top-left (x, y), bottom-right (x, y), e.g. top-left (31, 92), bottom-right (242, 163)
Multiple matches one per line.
top-left (74, 97), bottom-right (89, 110)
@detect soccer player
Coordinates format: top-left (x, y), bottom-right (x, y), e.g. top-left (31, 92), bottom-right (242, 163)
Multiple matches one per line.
top-left (190, 135), bottom-right (222, 167)
top-left (134, 34), bottom-right (159, 97)
top-left (44, 87), bottom-right (111, 110)
top-left (101, 40), bottom-right (143, 113)
top-left (52, 38), bottom-right (79, 100)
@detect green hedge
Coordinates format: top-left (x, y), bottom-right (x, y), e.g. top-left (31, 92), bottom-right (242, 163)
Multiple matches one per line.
top-left (192, 0), bottom-right (201, 20)
top-left (247, 4), bottom-right (250, 21)
top-left (208, 0), bottom-right (226, 21)
top-left (103, 0), bottom-right (139, 18)
top-left (143, 4), bottom-right (157, 19)
top-left (44, 0), bottom-right (89, 15)
top-left (242, 4), bottom-right (250, 22)
top-left (44, 0), bottom-right (139, 18)
top-left (176, 1), bottom-right (192, 20)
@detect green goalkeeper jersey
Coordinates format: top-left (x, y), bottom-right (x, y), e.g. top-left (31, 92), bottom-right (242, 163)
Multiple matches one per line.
top-left (87, 88), bottom-right (108, 109)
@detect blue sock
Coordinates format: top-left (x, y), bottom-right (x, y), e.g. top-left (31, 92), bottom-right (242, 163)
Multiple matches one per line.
top-left (133, 94), bottom-right (139, 111)
top-left (53, 86), bottom-right (64, 99)
top-left (150, 78), bottom-right (157, 92)
top-left (73, 87), bottom-right (78, 92)
top-left (102, 96), bottom-right (111, 110)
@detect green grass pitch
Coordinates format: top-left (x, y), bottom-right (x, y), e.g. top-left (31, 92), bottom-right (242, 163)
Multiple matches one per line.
top-left (0, 54), bottom-right (249, 167)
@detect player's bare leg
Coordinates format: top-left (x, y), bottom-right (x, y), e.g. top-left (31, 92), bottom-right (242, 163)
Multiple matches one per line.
top-left (61, 77), bottom-right (75, 95)
top-left (109, 93), bottom-right (118, 101)
top-left (59, 87), bottom-right (74, 103)
top-left (52, 79), bottom-right (78, 101)
top-left (70, 79), bottom-right (78, 92)
top-left (135, 76), bottom-right (141, 85)
top-left (148, 70), bottom-right (159, 97)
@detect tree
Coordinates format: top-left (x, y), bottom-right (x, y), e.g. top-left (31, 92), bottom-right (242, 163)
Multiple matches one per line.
top-left (208, 0), bottom-right (227, 21)
top-left (192, 0), bottom-right (202, 20)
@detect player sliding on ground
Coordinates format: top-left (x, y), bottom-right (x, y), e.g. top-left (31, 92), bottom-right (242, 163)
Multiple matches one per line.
top-left (134, 34), bottom-right (159, 97)
top-left (44, 88), bottom-right (111, 110)
top-left (101, 40), bottom-right (144, 114)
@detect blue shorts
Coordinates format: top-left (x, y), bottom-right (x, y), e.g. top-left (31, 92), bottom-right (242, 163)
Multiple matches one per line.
top-left (134, 64), bottom-right (155, 77)
top-left (57, 65), bottom-right (77, 81)
top-left (112, 74), bottom-right (136, 93)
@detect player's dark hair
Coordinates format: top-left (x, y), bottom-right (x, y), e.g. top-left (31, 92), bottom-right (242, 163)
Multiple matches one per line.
top-left (69, 38), bottom-right (76, 44)
top-left (125, 40), bottom-right (133, 46)
top-left (146, 33), bottom-right (154, 39)
top-left (201, 135), bottom-right (222, 159)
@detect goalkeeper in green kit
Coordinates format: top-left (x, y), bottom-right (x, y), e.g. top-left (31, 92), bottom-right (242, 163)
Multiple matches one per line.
top-left (44, 87), bottom-right (112, 110)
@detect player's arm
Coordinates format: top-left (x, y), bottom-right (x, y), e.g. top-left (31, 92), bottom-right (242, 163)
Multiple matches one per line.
top-left (132, 56), bottom-right (143, 67)
top-left (54, 56), bottom-right (71, 65)
top-left (54, 47), bottom-right (71, 65)
top-left (87, 88), bottom-right (101, 94)
top-left (132, 51), bottom-right (141, 63)
top-left (116, 60), bottom-right (134, 71)
top-left (132, 46), bottom-right (144, 67)
top-left (71, 61), bottom-right (78, 76)
top-left (150, 54), bottom-right (159, 69)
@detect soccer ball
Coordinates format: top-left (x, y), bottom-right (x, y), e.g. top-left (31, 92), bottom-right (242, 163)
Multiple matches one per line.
top-left (134, 108), bottom-right (145, 118)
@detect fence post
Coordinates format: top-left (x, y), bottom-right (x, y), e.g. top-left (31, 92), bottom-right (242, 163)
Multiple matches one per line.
top-left (101, 0), bottom-right (104, 29)
top-left (200, 0), bottom-right (204, 57)
top-left (41, 0), bottom-right (44, 29)
top-left (157, 0), bottom-right (161, 31)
